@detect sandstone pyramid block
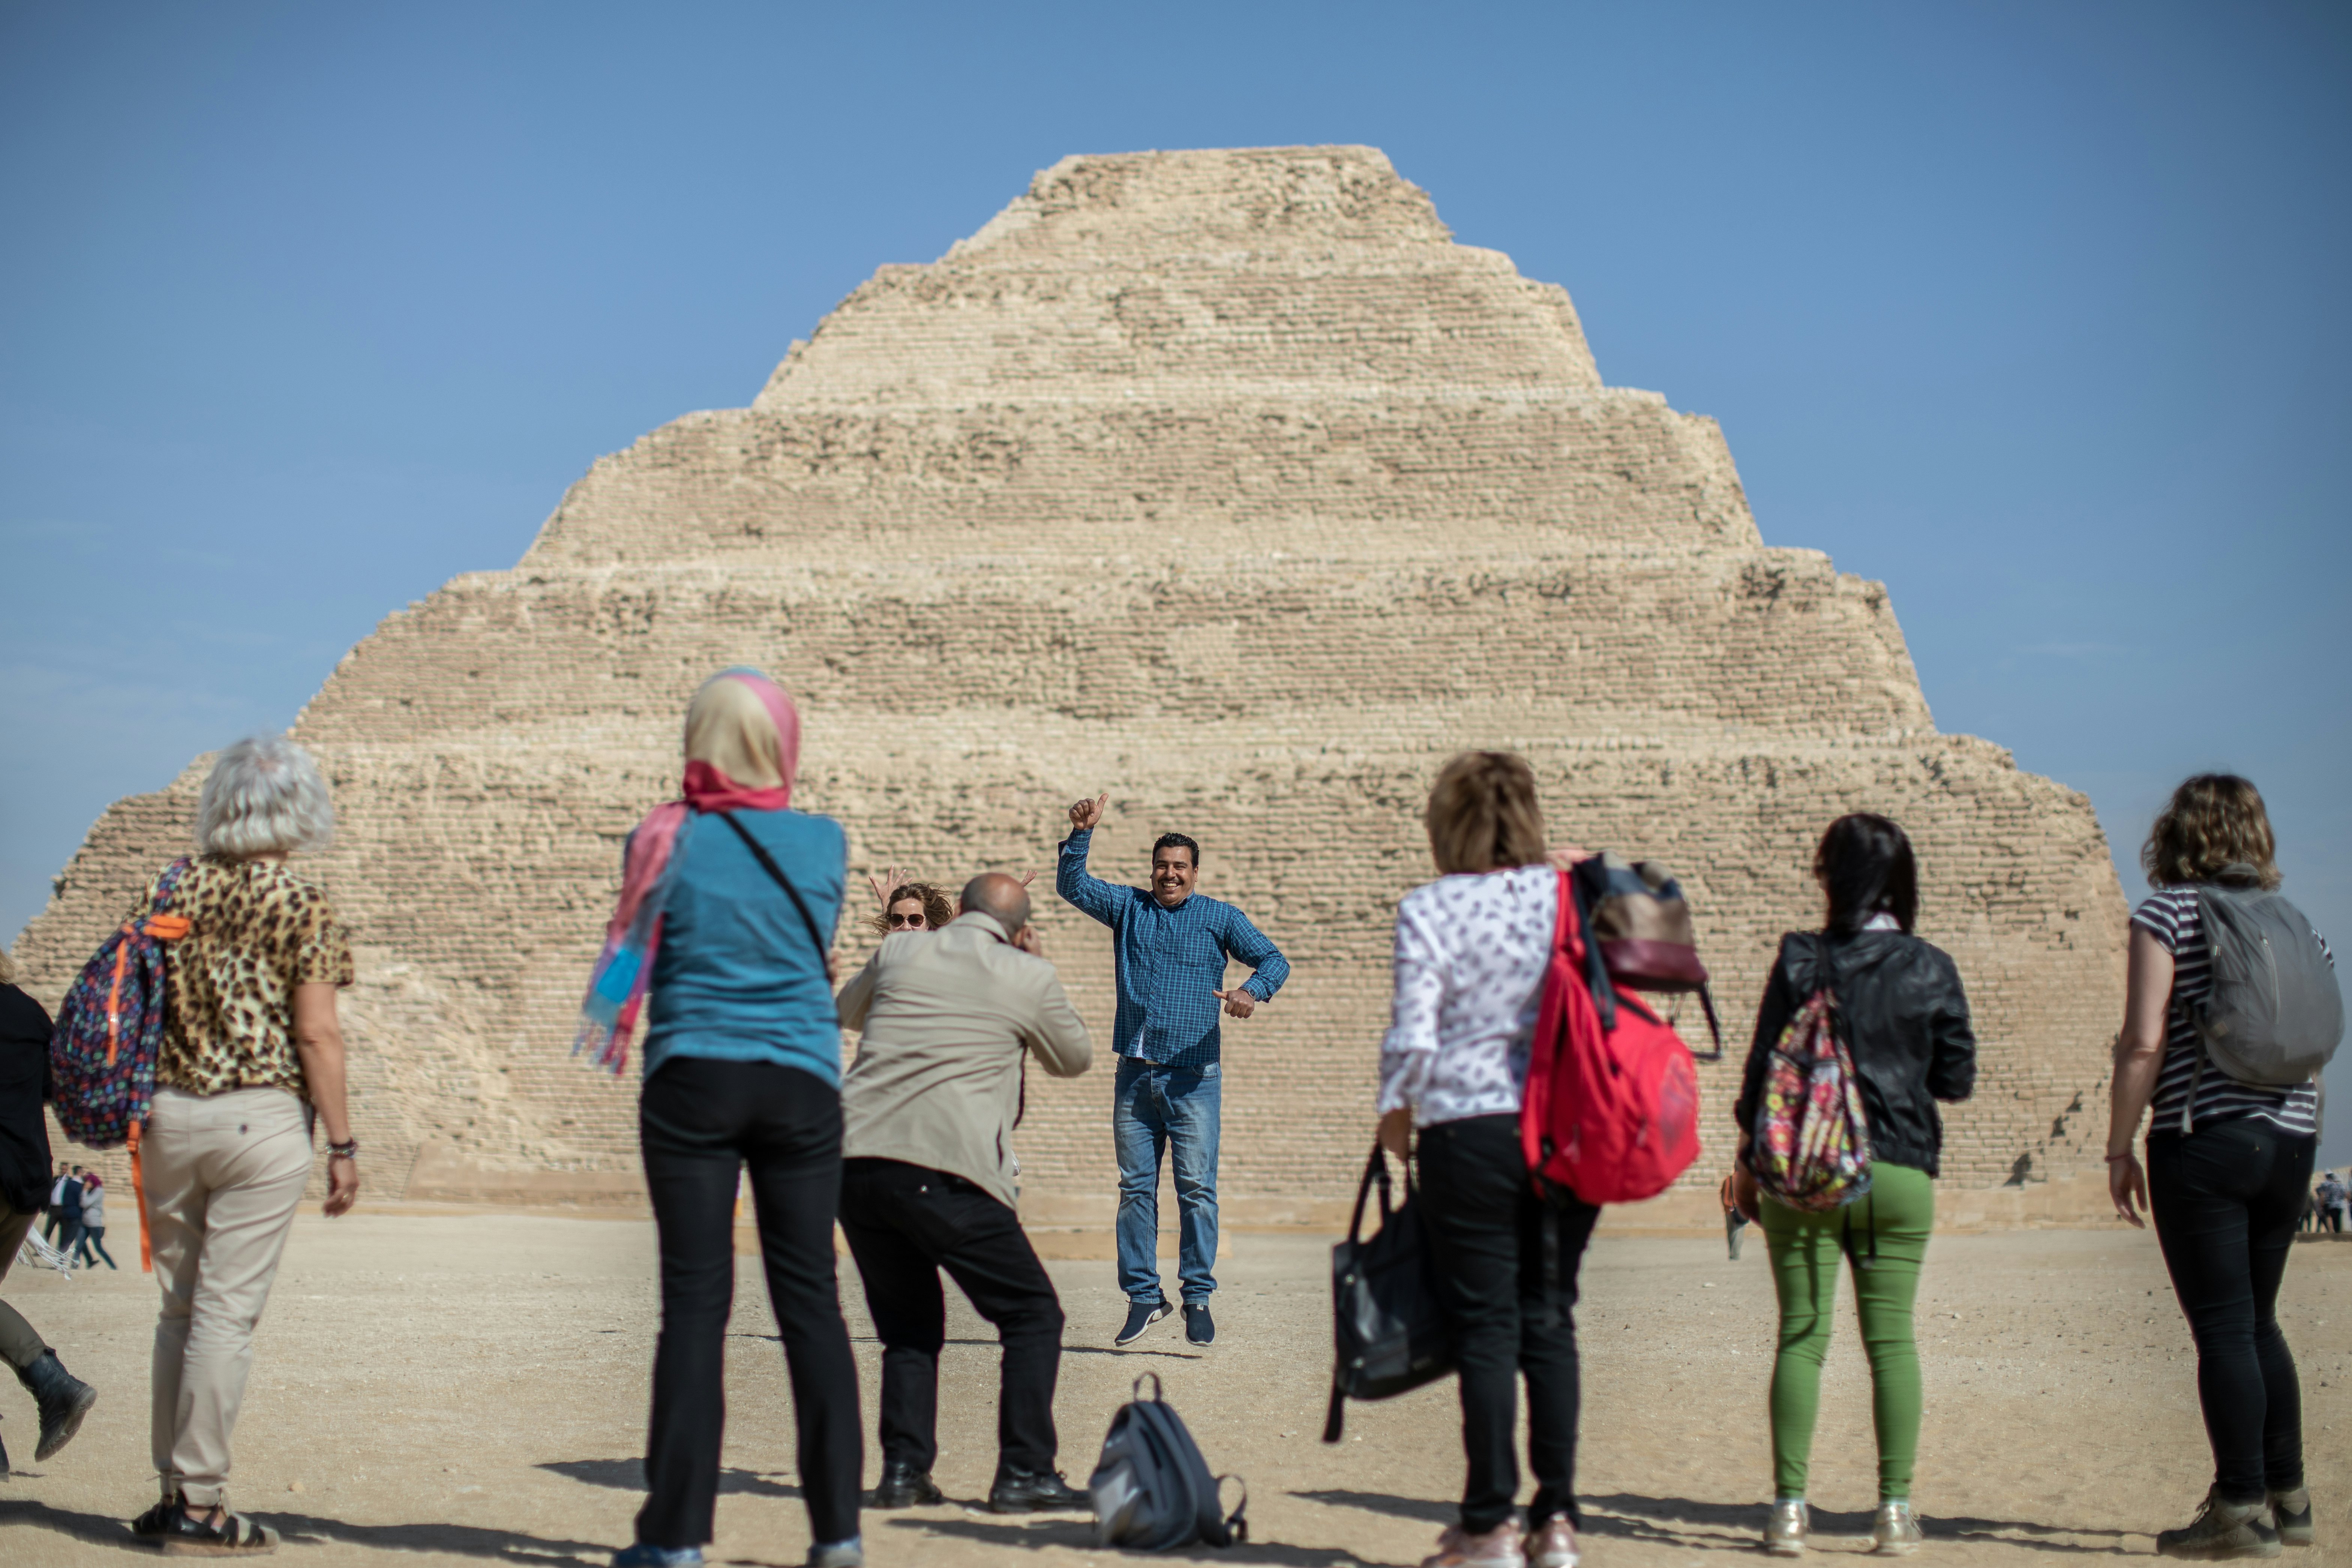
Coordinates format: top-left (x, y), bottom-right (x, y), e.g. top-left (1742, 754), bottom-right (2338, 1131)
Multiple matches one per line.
top-left (12, 147), bottom-right (2126, 1213)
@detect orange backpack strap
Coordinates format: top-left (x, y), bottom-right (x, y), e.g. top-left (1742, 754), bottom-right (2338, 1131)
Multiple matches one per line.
top-left (129, 1119), bottom-right (154, 1273)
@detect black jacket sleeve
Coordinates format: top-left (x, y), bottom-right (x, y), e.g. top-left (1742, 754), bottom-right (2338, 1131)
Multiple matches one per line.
top-left (1925, 948), bottom-right (1978, 1103)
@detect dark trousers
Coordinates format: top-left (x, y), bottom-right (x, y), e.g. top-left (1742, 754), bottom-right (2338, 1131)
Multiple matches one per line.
top-left (2148, 1118), bottom-right (2314, 1504)
top-left (839, 1157), bottom-right (1065, 1477)
top-left (637, 1058), bottom-right (863, 1549)
top-left (1416, 1114), bottom-right (1599, 1535)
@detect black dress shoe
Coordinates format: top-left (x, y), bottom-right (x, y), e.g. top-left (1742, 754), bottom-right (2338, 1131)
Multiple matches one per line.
top-left (988, 1467), bottom-right (1089, 1513)
top-left (868, 1462), bottom-right (944, 1509)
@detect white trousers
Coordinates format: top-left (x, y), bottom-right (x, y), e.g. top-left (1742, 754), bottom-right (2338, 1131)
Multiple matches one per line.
top-left (144, 1085), bottom-right (311, 1506)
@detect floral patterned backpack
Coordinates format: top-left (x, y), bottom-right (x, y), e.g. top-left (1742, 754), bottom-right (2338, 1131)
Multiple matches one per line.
top-left (49, 860), bottom-right (193, 1150)
top-left (1748, 949), bottom-right (1873, 1213)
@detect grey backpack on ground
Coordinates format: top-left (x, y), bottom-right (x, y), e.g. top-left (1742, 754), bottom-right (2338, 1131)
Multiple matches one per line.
top-left (1088, 1373), bottom-right (1246, 1550)
top-left (2183, 866), bottom-right (2343, 1121)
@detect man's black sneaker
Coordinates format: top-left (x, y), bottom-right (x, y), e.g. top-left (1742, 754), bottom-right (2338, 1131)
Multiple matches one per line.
top-left (2268, 1488), bottom-right (2313, 1548)
top-left (2157, 1488), bottom-right (2282, 1559)
top-left (18, 1349), bottom-right (97, 1462)
top-left (988, 1467), bottom-right (1089, 1514)
top-left (868, 1462), bottom-right (944, 1509)
top-left (1114, 1301), bottom-right (1172, 1346)
top-left (1183, 1302), bottom-right (1215, 1346)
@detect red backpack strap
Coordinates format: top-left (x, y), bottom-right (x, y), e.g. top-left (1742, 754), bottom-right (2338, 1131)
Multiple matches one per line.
top-left (1520, 869), bottom-right (1584, 1180)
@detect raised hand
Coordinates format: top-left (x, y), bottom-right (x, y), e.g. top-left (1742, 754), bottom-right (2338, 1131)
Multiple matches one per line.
top-left (1069, 793), bottom-right (1108, 833)
top-left (867, 865), bottom-right (910, 906)
top-left (1212, 987), bottom-right (1256, 1020)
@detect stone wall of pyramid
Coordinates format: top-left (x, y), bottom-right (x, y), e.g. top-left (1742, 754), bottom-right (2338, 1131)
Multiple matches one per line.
top-left (12, 147), bottom-right (2127, 1212)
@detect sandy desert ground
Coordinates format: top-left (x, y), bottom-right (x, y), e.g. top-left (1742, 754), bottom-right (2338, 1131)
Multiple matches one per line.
top-left (0, 1212), bottom-right (2346, 1566)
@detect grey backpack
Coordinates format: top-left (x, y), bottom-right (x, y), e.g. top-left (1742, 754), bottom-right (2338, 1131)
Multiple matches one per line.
top-left (2180, 867), bottom-right (2343, 1126)
top-left (1088, 1373), bottom-right (1246, 1551)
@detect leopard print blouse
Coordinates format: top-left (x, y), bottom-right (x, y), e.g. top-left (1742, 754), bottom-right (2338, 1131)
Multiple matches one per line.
top-left (140, 856), bottom-right (355, 1097)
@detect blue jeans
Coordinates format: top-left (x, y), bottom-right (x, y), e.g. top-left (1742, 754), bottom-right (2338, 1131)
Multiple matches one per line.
top-left (1113, 1058), bottom-right (1221, 1305)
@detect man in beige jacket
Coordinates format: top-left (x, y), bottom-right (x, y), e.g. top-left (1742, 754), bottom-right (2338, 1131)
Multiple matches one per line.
top-left (836, 872), bottom-right (1092, 1515)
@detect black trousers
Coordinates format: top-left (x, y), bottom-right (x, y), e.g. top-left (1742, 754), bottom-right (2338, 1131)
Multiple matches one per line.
top-left (839, 1157), bottom-right (1065, 1477)
top-left (637, 1058), bottom-right (863, 1549)
top-left (1416, 1114), bottom-right (1599, 1535)
top-left (2148, 1117), bottom-right (2314, 1505)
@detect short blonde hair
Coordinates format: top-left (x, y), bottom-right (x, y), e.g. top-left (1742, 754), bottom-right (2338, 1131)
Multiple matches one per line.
top-left (2144, 774), bottom-right (2280, 890)
top-left (196, 737), bottom-right (335, 859)
top-left (1425, 751), bottom-right (1548, 875)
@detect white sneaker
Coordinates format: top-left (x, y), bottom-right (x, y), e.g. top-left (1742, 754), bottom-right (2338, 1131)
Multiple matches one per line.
top-left (1873, 1500), bottom-right (1924, 1556)
top-left (1525, 1512), bottom-right (1578, 1568)
top-left (1765, 1498), bottom-right (1809, 1557)
top-left (1420, 1522), bottom-right (1528, 1568)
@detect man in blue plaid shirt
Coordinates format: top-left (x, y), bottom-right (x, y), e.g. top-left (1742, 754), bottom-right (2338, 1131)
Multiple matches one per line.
top-left (1056, 792), bottom-right (1289, 1347)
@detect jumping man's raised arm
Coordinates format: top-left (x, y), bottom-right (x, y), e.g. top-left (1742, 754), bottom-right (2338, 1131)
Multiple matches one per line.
top-left (1054, 792), bottom-right (1124, 927)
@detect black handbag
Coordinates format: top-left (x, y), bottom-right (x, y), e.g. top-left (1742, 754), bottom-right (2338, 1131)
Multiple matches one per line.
top-left (1322, 1142), bottom-right (1456, 1442)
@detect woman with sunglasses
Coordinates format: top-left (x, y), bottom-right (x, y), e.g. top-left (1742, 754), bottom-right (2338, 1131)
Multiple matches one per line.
top-left (867, 869), bottom-right (956, 936)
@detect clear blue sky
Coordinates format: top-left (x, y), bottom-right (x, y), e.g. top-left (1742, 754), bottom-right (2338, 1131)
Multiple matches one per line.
top-left (4, 3), bottom-right (2347, 1158)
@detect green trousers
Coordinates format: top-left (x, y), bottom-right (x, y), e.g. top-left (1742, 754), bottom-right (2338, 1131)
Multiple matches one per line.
top-left (1760, 1161), bottom-right (1934, 1500)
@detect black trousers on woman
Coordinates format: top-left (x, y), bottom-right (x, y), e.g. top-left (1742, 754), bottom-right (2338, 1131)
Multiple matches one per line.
top-left (1416, 1113), bottom-right (1600, 1535)
top-left (638, 1058), bottom-right (863, 1549)
top-left (2147, 1116), bottom-right (2314, 1506)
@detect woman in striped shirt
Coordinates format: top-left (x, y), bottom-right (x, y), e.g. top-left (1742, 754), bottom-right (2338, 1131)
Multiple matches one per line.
top-left (2105, 774), bottom-right (2325, 1558)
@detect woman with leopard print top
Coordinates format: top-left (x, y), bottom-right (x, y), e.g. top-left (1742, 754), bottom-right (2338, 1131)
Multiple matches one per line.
top-left (126, 735), bottom-right (358, 1557)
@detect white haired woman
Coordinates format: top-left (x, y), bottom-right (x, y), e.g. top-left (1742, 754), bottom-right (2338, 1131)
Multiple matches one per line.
top-left (128, 736), bottom-right (359, 1554)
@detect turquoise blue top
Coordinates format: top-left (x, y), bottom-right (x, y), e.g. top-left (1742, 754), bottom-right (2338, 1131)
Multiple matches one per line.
top-left (642, 808), bottom-right (846, 1086)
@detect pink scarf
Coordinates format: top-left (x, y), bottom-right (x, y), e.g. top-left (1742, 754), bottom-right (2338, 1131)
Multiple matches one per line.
top-left (575, 670), bottom-right (800, 1074)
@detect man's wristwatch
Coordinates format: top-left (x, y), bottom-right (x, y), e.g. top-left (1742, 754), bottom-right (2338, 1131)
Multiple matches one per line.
top-left (327, 1139), bottom-right (359, 1161)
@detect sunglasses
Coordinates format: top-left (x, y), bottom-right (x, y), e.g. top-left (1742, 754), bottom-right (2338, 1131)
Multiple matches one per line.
top-left (888, 913), bottom-right (928, 930)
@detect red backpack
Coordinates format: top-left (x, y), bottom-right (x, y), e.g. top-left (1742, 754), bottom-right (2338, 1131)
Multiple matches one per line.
top-left (1520, 864), bottom-right (1706, 1205)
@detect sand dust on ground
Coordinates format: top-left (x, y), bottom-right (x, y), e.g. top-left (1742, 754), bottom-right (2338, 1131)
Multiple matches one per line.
top-left (1, 1214), bottom-right (2346, 1566)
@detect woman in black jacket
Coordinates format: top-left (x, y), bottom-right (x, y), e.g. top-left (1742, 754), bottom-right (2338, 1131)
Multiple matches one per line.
top-left (1732, 814), bottom-right (1976, 1558)
top-left (0, 954), bottom-right (100, 1470)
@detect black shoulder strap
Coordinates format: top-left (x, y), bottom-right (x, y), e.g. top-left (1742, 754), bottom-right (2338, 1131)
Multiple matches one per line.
top-left (712, 812), bottom-right (836, 976)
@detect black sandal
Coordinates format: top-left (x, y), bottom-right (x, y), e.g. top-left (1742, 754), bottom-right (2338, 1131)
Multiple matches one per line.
top-left (132, 1495), bottom-right (181, 1537)
top-left (158, 1498), bottom-right (279, 1556)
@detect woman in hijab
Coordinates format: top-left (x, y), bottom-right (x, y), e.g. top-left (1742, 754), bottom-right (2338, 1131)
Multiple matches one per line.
top-left (578, 669), bottom-right (864, 1568)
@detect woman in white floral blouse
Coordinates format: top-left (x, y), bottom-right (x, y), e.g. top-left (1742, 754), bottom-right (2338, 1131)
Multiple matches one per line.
top-left (1376, 750), bottom-right (1583, 1568)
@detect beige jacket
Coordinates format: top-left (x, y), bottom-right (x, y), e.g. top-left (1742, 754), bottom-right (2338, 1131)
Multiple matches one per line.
top-left (837, 911), bottom-right (1092, 1208)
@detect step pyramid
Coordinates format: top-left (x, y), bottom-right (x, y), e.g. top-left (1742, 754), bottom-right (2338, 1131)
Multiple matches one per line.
top-left (14, 147), bottom-right (2126, 1211)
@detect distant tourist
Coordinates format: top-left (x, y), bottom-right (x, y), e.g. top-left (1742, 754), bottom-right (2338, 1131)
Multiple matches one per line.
top-left (0, 951), bottom-right (101, 1473)
top-left (1375, 751), bottom-right (1585, 1568)
top-left (866, 867), bottom-right (955, 936)
top-left (71, 1172), bottom-right (118, 1270)
top-left (42, 1161), bottom-right (73, 1245)
top-left (2318, 1170), bottom-right (2348, 1234)
top-left (128, 735), bottom-right (361, 1554)
top-left (56, 1165), bottom-right (88, 1263)
top-left (2104, 775), bottom-right (2329, 1556)
top-left (836, 872), bottom-right (1093, 1514)
top-left (1054, 792), bottom-right (1288, 1348)
top-left (1731, 813), bottom-right (1977, 1558)
top-left (579, 668), bottom-right (863, 1568)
